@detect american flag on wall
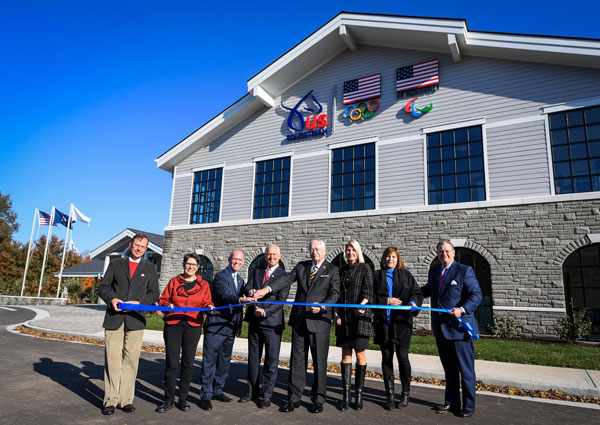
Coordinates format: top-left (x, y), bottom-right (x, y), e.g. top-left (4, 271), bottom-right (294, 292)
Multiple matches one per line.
top-left (343, 73), bottom-right (381, 105)
top-left (39, 211), bottom-right (53, 226)
top-left (396, 59), bottom-right (439, 93)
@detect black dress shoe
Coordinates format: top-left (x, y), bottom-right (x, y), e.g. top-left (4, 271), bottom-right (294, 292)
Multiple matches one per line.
top-left (436, 403), bottom-right (460, 414)
top-left (238, 393), bottom-right (253, 403)
top-left (258, 398), bottom-right (271, 409)
top-left (461, 409), bottom-right (474, 417)
top-left (200, 399), bottom-right (213, 411)
top-left (177, 400), bottom-right (191, 411)
top-left (102, 406), bottom-right (115, 416)
top-left (310, 402), bottom-right (323, 413)
top-left (212, 393), bottom-right (232, 402)
top-left (155, 402), bottom-right (175, 413)
top-left (121, 404), bottom-right (136, 413)
top-left (280, 400), bottom-right (300, 412)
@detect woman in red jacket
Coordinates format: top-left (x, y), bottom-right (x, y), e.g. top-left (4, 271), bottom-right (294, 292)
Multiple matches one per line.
top-left (156, 253), bottom-right (213, 413)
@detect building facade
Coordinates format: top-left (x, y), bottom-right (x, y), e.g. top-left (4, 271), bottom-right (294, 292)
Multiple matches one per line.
top-left (156, 13), bottom-right (600, 337)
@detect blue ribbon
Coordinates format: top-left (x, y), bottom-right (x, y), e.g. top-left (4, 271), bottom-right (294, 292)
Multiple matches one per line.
top-left (119, 301), bottom-right (479, 338)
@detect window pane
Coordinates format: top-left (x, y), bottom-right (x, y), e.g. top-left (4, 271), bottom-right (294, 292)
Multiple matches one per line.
top-left (587, 124), bottom-right (600, 141)
top-left (555, 178), bottom-right (573, 194)
top-left (442, 160), bottom-right (454, 174)
top-left (455, 128), bottom-right (468, 143)
top-left (552, 145), bottom-right (570, 161)
top-left (471, 187), bottom-right (485, 201)
top-left (442, 145), bottom-right (454, 160)
top-left (455, 144), bottom-right (468, 158)
top-left (427, 133), bottom-right (440, 147)
top-left (191, 168), bottom-right (222, 224)
top-left (469, 141), bottom-right (483, 156)
top-left (470, 156), bottom-right (484, 171)
top-left (442, 189), bottom-right (456, 203)
top-left (574, 176), bottom-right (591, 192)
top-left (549, 113), bottom-right (566, 129)
top-left (569, 126), bottom-right (586, 143)
top-left (468, 126), bottom-right (482, 141)
top-left (567, 110), bottom-right (584, 127)
top-left (428, 147), bottom-right (441, 161)
top-left (456, 173), bottom-right (469, 188)
top-left (429, 191), bottom-right (442, 204)
top-left (570, 143), bottom-right (588, 160)
top-left (443, 174), bottom-right (456, 189)
top-left (572, 160), bottom-right (589, 176)
top-left (330, 144), bottom-right (375, 212)
top-left (429, 176), bottom-right (442, 190)
top-left (457, 188), bottom-right (470, 202)
top-left (585, 107), bottom-right (600, 124)
top-left (551, 129), bottom-right (568, 145)
top-left (441, 131), bottom-right (453, 145)
top-left (554, 162), bottom-right (571, 178)
top-left (456, 158), bottom-right (469, 173)
top-left (429, 161), bottom-right (441, 176)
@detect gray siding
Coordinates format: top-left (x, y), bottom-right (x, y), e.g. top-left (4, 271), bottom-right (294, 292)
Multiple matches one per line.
top-left (487, 120), bottom-right (552, 199)
top-left (221, 166), bottom-right (254, 221)
top-left (170, 175), bottom-right (192, 226)
top-left (173, 45), bottom-right (600, 220)
top-left (291, 155), bottom-right (329, 215)
top-left (378, 140), bottom-right (425, 208)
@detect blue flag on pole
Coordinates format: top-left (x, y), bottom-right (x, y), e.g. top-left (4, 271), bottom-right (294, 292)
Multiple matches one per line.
top-left (54, 209), bottom-right (72, 229)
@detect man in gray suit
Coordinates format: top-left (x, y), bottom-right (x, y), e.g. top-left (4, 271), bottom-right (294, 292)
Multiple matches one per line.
top-left (97, 233), bottom-right (159, 416)
top-left (256, 240), bottom-right (339, 413)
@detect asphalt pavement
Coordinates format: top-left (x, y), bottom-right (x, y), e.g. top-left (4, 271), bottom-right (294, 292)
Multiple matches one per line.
top-left (0, 304), bottom-right (599, 425)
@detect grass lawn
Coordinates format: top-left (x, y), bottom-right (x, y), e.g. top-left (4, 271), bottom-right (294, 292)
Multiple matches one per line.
top-left (146, 314), bottom-right (599, 370)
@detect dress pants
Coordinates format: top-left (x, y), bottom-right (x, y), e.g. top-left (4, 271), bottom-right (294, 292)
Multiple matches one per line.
top-left (104, 323), bottom-right (144, 407)
top-left (200, 331), bottom-right (234, 400)
top-left (435, 335), bottom-right (476, 411)
top-left (163, 322), bottom-right (202, 403)
top-left (247, 326), bottom-right (282, 400)
top-left (288, 323), bottom-right (330, 404)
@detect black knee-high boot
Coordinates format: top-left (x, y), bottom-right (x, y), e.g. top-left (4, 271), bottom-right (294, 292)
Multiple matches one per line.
top-left (383, 374), bottom-right (394, 410)
top-left (354, 364), bottom-right (366, 410)
top-left (339, 362), bottom-right (352, 411)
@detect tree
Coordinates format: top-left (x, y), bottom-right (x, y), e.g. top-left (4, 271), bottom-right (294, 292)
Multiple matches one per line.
top-left (0, 192), bottom-right (25, 295)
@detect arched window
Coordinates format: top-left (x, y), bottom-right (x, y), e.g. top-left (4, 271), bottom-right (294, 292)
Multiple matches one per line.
top-left (431, 248), bottom-right (493, 331)
top-left (197, 255), bottom-right (214, 283)
top-left (247, 254), bottom-right (285, 281)
top-left (332, 252), bottom-right (375, 271)
top-left (563, 244), bottom-right (600, 336)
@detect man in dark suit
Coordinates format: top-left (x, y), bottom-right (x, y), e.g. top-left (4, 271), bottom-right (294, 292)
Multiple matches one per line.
top-left (97, 233), bottom-right (159, 416)
top-left (256, 240), bottom-right (339, 414)
top-left (200, 249), bottom-right (253, 411)
top-left (421, 240), bottom-right (482, 418)
top-left (238, 244), bottom-right (290, 408)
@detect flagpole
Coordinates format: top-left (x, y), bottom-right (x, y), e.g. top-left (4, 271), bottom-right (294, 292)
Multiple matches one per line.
top-left (20, 208), bottom-right (38, 297)
top-left (38, 205), bottom-right (55, 297)
top-left (56, 202), bottom-right (73, 298)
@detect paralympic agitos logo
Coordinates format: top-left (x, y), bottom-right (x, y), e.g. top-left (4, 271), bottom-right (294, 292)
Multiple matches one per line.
top-left (281, 90), bottom-right (328, 141)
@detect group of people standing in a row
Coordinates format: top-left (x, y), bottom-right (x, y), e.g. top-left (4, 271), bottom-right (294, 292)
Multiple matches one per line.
top-left (97, 234), bottom-right (482, 419)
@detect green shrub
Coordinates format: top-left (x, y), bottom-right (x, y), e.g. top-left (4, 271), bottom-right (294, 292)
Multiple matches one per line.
top-left (556, 309), bottom-right (592, 343)
top-left (488, 313), bottom-right (521, 339)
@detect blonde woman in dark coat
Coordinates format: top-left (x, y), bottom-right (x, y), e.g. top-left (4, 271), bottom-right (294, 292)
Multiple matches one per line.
top-left (334, 240), bottom-right (374, 411)
top-left (373, 247), bottom-right (423, 410)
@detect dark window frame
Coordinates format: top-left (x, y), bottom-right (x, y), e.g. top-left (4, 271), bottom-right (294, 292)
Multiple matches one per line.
top-left (253, 156), bottom-right (291, 219)
top-left (330, 142), bottom-right (376, 213)
top-left (190, 167), bottom-right (222, 224)
top-left (549, 105), bottom-right (600, 195)
top-left (426, 125), bottom-right (486, 205)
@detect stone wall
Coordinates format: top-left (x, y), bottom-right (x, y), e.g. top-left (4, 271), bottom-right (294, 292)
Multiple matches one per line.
top-left (0, 295), bottom-right (67, 306)
top-left (160, 199), bottom-right (600, 337)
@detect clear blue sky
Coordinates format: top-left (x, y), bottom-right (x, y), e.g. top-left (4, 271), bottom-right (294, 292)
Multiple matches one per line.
top-left (1, 1), bottom-right (598, 254)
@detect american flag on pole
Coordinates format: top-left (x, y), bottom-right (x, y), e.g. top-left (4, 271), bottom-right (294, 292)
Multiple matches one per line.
top-left (39, 211), bottom-right (54, 226)
top-left (343, 73), bottom-right (381, 105)
top-left (396, 59), bottom-right (439, 93)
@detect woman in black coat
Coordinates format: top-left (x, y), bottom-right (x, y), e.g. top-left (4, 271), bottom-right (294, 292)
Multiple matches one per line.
top-left (334, 240), bottom-right (374, 411)
top-left (373, 246), bottom-right (423, 410)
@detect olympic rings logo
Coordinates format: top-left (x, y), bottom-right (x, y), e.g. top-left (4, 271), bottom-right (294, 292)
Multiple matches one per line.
top-left (343, 100), bottom-right (380, 121)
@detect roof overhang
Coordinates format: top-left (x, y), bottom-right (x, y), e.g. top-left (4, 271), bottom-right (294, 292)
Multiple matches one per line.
top-left (90, 229), bottom-right (163, 259)
top-left (155, 12), bottom-right (600, 173)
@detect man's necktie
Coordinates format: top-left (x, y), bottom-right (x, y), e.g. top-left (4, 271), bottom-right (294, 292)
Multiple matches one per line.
top-left (309, 265), bottom-right (317, 286)
top-left (262, 267), bottom-right (270, 286)
top-left (438, 267), bottom-right (447, 293)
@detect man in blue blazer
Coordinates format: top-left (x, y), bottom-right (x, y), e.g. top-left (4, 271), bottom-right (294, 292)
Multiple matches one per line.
top-left (239, 244), bottom-right (290, 408)
top-left (200, 249), bottom-right (253, 411)
top-left (421, 240), bottom-right (482, 418)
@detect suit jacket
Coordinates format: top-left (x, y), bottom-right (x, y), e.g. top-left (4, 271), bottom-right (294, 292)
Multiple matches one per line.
top-left (243, 266), bottom-right (290, 329)
top-left (98, 256), bottom-right (159, 331)
top-left (373, 268), bottom-right (424, 344)
top-left (270, 260), bottom-right (340, 334)
top-left (204, 267), bottom-right (245, 335)
top-left (421, 261), bottom-right (482, 341)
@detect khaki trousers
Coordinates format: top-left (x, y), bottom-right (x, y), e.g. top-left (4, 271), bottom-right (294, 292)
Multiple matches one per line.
top-left (103, 323), bottom-right (144, 407)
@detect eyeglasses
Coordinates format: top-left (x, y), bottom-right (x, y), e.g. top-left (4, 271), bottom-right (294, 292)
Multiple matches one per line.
top-left (184, 263), bottom-right (199, 268)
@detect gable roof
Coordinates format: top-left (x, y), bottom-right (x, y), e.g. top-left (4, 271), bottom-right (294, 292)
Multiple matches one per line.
top-left (89, 228), bottom-right (163, 259)
top-left (155, 11), bottom-right (600, 173)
